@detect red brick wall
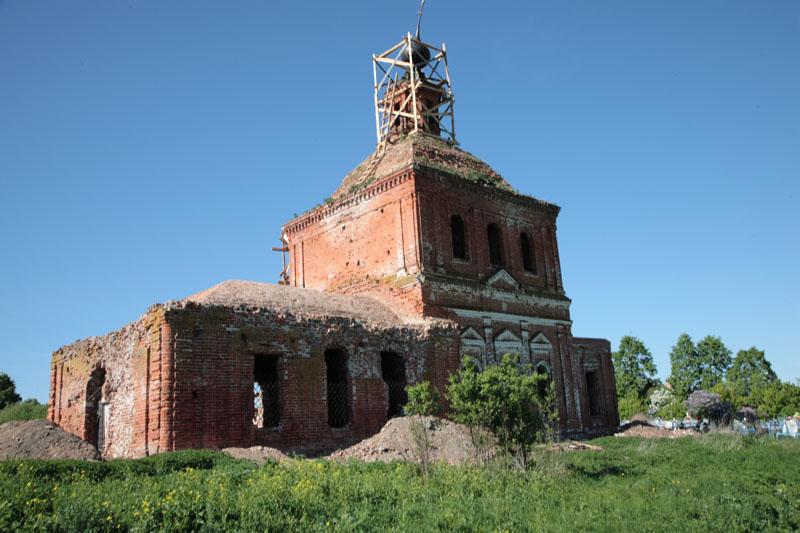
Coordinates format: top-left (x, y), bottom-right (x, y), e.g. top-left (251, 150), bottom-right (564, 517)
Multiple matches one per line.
top-left (51, 301), bottom-right (460, 458)
top-left (573, 337), bottom-right (620, 434)
top-left (48, 311), bottom-right (164, 459)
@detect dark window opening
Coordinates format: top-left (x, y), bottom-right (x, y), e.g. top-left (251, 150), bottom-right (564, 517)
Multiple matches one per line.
top-left (381, 351), bottom-right (407, 418)
top-left (487, 224), bottom-right (504, 266)
top-left (451, 215), bottom-right (468, 260)
top-left (326, 348), bottom-right (350, 428)
top-left (86, 367), bottom-right (106, 451)
top-left (521, 232), bottom-right (537, 274)
top-left (586, 371), bottom-right (601, 416)
top-left (536, 365), bottom-right (551, 400)
top-left (254, 355), bottom-right (281, 428)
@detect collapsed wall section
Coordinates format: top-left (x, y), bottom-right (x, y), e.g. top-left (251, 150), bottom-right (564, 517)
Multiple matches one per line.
top-left (573, 337), bottom-right (620, 433)
top-left (48, 309), bottom-right (167, 459)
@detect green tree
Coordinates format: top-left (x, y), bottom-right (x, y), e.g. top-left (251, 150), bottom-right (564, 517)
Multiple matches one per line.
top-left (0, 373), bottom-right (22, 409)
top-left (446, 354), bottom-right (555, 471)
top-left (612, 336), bottom-right (657, 400)
top-left (696, 335), bottom-right (732, 390)
top-left (668, 334), bottom-right (701, 400)
top-left (755, 380), bottom-right (800, 418)
top-left (726, 347), bottom-right (777, 397)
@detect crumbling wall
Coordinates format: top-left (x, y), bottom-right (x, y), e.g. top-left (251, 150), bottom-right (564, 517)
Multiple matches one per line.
top-left (160, 299), bottom-right (458, 455)
top-left (574, 337), bottom-right (619, 434)
top-left (48, 310), bottom-right (164, 459)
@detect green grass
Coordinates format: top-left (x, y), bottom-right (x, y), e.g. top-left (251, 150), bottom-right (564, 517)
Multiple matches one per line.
top-left (0, 402), bottom-right (49, 425)
top-left (1, 435), bottom-right (798, 532)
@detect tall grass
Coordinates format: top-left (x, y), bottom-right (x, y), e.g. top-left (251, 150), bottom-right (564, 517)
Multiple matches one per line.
top-left (1, 435), bottom-right (798, 532)
top-left (0, 402), bottom-right (48, 425)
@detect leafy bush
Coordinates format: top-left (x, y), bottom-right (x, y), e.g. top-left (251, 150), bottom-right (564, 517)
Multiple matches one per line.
top-left (446, 354), bottom-right (556, 471)
top-left (647, 386), bottom-right (673, 416)
top-left (685, 390), bottom-right (733, 423)
top-left (617, 393), bottom-right (647, 421)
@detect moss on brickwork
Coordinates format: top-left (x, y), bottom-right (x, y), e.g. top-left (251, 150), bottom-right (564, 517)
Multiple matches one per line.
top-left (294, 351), bottom-right (324, 393)
top-left (286, 329), bottom-right (301, 353)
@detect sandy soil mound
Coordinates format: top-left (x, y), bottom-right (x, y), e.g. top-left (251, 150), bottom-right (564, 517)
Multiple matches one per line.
top-left (615, 420), bottom-right (696, 439)
top-left (326, 416), bottom-right (494, 465)
top-left (222, 446), bottom-right (289, 464)
top-left (0, 419), bottom-right (101, 461)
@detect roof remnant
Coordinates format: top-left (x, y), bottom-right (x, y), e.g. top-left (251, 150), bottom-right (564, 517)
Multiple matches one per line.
top-left (333, 133), bottom-right (514, 200)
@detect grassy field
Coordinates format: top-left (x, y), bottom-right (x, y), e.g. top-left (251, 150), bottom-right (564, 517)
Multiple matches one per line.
top-left (0, 402), bottom-right (49, 425)
top-left (1, 433), bottom-right (798, 532)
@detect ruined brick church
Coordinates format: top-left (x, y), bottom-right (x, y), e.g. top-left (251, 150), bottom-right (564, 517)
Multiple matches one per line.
top-left (48, 30), bottom-right (619, 459)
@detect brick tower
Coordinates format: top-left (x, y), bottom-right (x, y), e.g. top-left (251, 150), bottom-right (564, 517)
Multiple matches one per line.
top-left (282, 34), bottom-right (619, 435)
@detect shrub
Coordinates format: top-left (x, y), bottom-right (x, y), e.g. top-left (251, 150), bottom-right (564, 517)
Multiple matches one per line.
top-left (685, 390), bottom-right (733, 424)
top-left (617, 393), bottom-right (647, 421)
top-left (446, 353), bottom-right (556, 471)
top-left (403, 381), bottom-right (440, 479)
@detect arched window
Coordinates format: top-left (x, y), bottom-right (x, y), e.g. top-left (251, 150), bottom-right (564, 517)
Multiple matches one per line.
top-left (520, 232), bottom-right (537, 274)
top-left (536, 363), bottom-right (551, 400)
top-left (451, 215), bottom-right (467, 260)
top-left (86, 367), bottom-right (106, 452)
top-left (487, 223), bottom-right (504, 266)
top-left (325, 348), bottom-right (350, 428)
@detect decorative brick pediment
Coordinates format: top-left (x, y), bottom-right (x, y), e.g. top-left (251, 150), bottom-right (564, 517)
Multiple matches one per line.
top-left (530, 332), bottom-right (552, 347)
top-left (460, 326), bottom-right (484, 342)
top-left (484, 269), bottom-right (521, 292)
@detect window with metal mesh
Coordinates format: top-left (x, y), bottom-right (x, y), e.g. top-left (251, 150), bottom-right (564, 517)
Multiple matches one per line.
top-left (325, 349), bottom-right (350, 428)
top-left (254, 355), bottom-right (281, 428)
top-left (381, 351), bottom-right (407, 418)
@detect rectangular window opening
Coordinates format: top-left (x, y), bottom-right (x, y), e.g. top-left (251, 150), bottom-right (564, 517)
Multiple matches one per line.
top-left (380, 351), bottom-right (407, 418)
top-left (586, 371), bottom-right (601, 416)
top-left (254, 355), bottom-right (281, 428)
top-left (325, 348), bottom-right (350, 428)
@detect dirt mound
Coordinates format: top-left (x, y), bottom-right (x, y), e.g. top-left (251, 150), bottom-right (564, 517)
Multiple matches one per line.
top-left (0, 419), bottom-right (101, 461)
top-left (222, 446), bottom-right (289, 464)
top-left (615, 421), bottom-right (695, 439)
top-left (326, 416), bottom-right (492, 465)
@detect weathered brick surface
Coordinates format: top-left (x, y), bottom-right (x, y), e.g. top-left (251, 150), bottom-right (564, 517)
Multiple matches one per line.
top-left (50, 133), bottom-right (618, 458)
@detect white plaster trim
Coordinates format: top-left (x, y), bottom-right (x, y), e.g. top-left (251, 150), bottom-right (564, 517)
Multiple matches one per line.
top-left (446, 307), bottom-right (572, 327)
top-left (494, 329), bottom-right (521, 343)
top-left (530, 332), bottom-right (552, 346)
top-left (460, 326), bottom-right (484, 342)
top-left (484, 269), bottom-right (521, 290)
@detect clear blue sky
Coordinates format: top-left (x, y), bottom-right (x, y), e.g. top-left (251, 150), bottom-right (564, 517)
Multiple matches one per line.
top-left (1, 1), bottom-right (798, 403)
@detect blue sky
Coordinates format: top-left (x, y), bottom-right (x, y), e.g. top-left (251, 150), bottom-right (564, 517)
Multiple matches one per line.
top-left (1, 1), bottom-right (798, 403)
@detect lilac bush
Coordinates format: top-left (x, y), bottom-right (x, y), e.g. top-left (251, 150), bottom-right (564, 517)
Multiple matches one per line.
top-left (684, 390), bottom-right (733, 423)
